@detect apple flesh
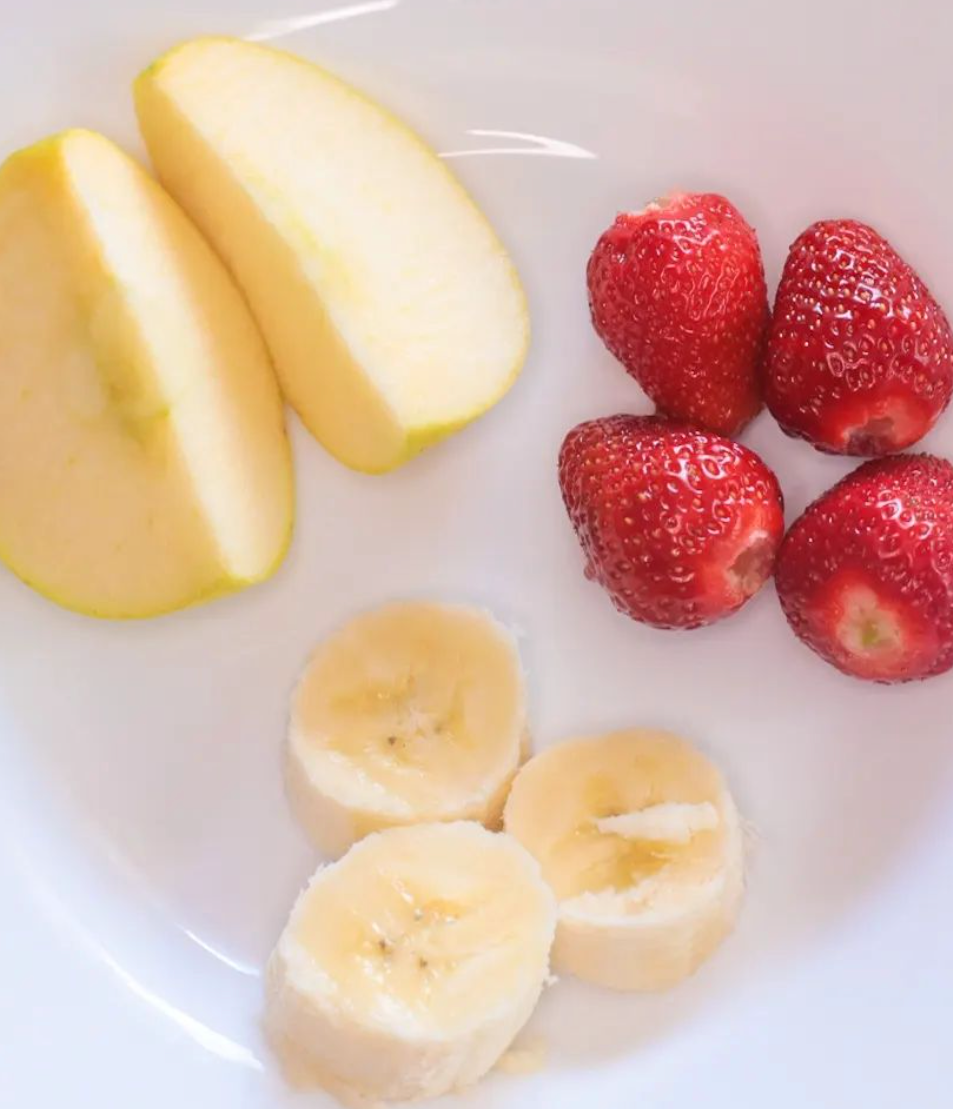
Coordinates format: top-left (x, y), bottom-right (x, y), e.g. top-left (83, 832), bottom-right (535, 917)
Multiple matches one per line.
top-left (0, 130), bottom-right (294, 617)
top-left (135, 37), bottom-right (529, 474)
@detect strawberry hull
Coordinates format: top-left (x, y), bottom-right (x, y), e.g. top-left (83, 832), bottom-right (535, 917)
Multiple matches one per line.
top-left (776, 454), bottom-right (953, 683)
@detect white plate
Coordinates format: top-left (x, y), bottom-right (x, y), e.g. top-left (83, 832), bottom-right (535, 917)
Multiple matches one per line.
top-left (2, 1), bottom-right (951, 1105)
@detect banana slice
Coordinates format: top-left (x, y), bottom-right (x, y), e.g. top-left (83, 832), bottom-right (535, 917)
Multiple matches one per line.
top-left (287, 601), bottom-right (527, 857)
top-left (266, 821), bottom-right (557, 1103)
top-left (504, 729), bottom-right (744, 991)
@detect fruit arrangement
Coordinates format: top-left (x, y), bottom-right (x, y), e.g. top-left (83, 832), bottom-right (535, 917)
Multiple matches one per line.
top-left (3, 41), bottom-right (949, 677)
top-left (0, 37), bottom-right (527, 617)
top-left (268, 601), bottom-right (746, 1102)
top-left (2, 22), bottom-right (951, 1109)
top-left (582, 193), bottom-right (953, 684)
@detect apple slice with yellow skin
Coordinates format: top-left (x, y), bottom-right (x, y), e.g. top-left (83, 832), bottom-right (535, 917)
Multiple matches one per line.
top-left (134, 37), bottom-right (530, 474)
top-left (0, 130), bottom-right (294, 618)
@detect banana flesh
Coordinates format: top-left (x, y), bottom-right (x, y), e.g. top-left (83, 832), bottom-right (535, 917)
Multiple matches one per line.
top-left (287, 602), bottom-right (527, 856)
top-left (266, 822), bottom-right (557, 1102)
top-left (504, 729), bottom-right (744, 991)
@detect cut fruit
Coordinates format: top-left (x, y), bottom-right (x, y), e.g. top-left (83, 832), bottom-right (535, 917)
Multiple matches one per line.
top-left (764, 218), bottom-right (953, 456)
top-left (266, 821), bottom-right (557, 1103)
top-left (504, 729), bottom-right (744, 991)
top-left (287, 601), bottom-right (527, 856)
top-left (836, 584), bottom-right (905, 658)
top-left (135, 37), bottom-right (529, 474)
top-left (558, 415), bottom-right (785, 630)
top-left (0, 130), bottom-right (293, 618)
top-left (593, 801), bottom-right (720, 844)
top-left (774, 455), bottom-right (953, 682)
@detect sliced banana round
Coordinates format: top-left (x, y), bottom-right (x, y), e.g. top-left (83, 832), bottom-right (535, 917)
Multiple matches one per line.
top-left (266, 821), bottom-right (557, 1103)
top-left (287, 601), bottom-right (527, 856)
top-left (504, 729), bottom-right (744, 991)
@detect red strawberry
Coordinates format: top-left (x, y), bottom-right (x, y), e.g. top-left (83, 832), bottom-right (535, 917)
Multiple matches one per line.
top-left (586, 192), bottom-right (769, 436)
top-left (558, 415), bottom-right (784, 629)
top-left (765, 219), bottom-right (953, 455)
top-left (776, 454), bottom-right (953, 682)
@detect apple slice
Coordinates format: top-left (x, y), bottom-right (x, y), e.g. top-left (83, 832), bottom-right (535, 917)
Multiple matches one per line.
top-left (0, 130), bottom-right (294, 618)
top-left (134, 37), bottom-right (529, 474)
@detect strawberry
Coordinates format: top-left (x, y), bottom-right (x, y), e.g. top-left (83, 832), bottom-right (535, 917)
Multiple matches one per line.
top-left (586, 192), bottom-right (769, 436)
top-left (558, 415), bottom-right (784, 629)
top-left (776, 454), bottom-right (953, 682)
top-left (765, 219), bottom-right (953, 455)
